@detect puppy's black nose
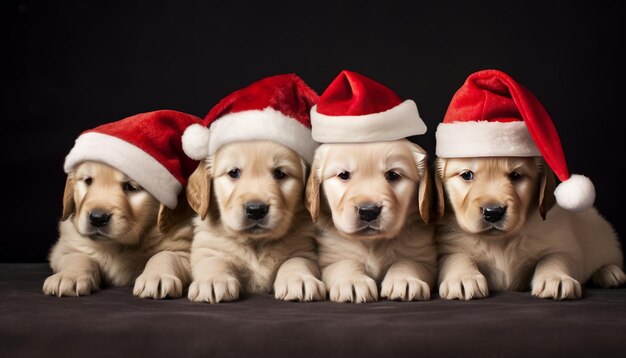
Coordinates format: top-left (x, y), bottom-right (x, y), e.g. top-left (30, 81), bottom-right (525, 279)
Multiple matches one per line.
top-left (245, 201), bottom-right (269, 221)
top-left (89, 210), bottom-right (112, 227)
top-left (482, 205), bottom-right (507, 223)
top-left (358, 204), bottom-right (382, 222)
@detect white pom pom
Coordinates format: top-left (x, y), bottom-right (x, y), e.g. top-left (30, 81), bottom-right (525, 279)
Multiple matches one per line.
top-left (554, 174), bottom-right (595, 212)
top-left (182, 124), bottom-right (210, 160)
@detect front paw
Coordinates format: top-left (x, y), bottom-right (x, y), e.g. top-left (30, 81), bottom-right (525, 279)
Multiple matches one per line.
top-left (43, 272), bottom-right (98, 297)
top-left (439, 273), bottom-right (489, 300)
top-left (381, 276), bottom-right (430, 301)
top-left (591, 264), bottom-right (626, 288)
top-left (187, 276), bottom-right (240, 303)
top-left (328, 275), bottom-right (378, 303)
top-left (274, 274), bottom-right (326, 302)
top-left (532, 274), bottom-right (582, 300)
top-left (133, 272), bottom-right (183, 299)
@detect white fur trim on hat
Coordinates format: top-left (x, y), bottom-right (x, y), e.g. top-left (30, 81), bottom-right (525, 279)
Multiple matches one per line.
top-left (310, 100), bottom-right (426, 143)
top-left (207, 107), bottom-right (319, 163)
top-left (64, 132), bottom-right (182, 209)
top-left (554, 174), bottom-right (595, 212)
top-left (182, 123), bottom-right (211, 160)
top-left (435, 121), bottom-right (541, 158)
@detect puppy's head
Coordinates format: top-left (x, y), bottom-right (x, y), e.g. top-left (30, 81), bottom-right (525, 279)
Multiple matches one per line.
top-left (61, 161), bottom-right (181, 244)
top-left (434, 157), bottom-right (556, 237)
top-left (306, 139), bottom-right (431, 240)
top-left (186, 140), bottom-right (306, 239)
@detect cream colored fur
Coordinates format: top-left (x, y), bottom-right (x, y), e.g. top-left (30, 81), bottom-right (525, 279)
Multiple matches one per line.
top-left (186, 141), bottom-right (324, 303)
top-left (435, 157), bottom-right (625, 300)
top-left (43, 161), bottom-right (193, 299)
top-left (306, 140), bottom-right (437, 303)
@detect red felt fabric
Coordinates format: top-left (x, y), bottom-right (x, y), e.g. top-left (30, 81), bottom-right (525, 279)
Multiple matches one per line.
top-left (316, 70), bottom-right (404, 116)
top-left (85, 110), bottom-right (202, 185)
top-left (443, 69), bottom-right (570, 181)
top-left (204, 73), bottom-right (318, 128)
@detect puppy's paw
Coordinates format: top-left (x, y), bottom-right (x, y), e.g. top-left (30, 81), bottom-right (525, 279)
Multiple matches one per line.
top-left (133, 272), bottom-right (183, 299)
top-left (187, 276), bottom-right (240, 303)
top-left (274, 274), bottom-right (326, 302)
top-left (439, 274), bottom-right (489, 300)
top-left (591, 264), bottom-right (626, 288)
top-left (42, 272), bottom-right (98, 297)
top-left (532, 274), bottom-right (582, 300)
top-left (381, 276), bottom-right (430, 301)
top-left (328, 275), bottom-right (378, 303)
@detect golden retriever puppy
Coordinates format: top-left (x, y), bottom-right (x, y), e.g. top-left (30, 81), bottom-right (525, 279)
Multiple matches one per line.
top-left (306, 139), bottom-right (436, 303)
top-left (435, 157), bottom-right (625, 300)
top-left (186, 140), bottom-right (325, 303)
top-left (43, 161), bottom-right (194, 298)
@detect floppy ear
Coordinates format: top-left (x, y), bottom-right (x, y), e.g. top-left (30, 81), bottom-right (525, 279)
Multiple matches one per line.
top-left (305, 153), bottom-right (322, 223)
top-left (61, 175), bottom-right (75, 221)
top-left (412, 146), bottom-right (432, 224)
top-left (157, 192), bottom-right (194, 234)
top-left (300, 158), bottom-right (309, 186)
top-left (186, 160), bottom-right (211, 220)
top-left (433, 158), bottom-right (446, 222)
top-left (538, 159), bottom-right (557, 220)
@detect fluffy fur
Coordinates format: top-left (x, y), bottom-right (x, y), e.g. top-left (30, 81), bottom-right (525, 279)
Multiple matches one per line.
top-left (43, 161), bottom-right (194, 298)
top-left (434, 157), bottom-right (625, 300)
top-left (306, 139), bottom-right (437, 303)
top-left (186, 140), bottom-right (324, 303)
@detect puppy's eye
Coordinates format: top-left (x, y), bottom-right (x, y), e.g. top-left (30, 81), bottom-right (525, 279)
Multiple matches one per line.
top-left (337, 171), bottom-right (351, 181)
top-left (84, 177), bottom-right (92, 186)
top-left (385, 170), bottom-right (401, 182)
top-left (460, 171), bottom-right (474, 181)
top-left (122, 182), bottom-right (140, 192)
top-left (273, 169), bottom-right (287, 180)
top-left (509, 171), bottom-right (522, 181)
top-left (228, 168), bottom-right (240, 179)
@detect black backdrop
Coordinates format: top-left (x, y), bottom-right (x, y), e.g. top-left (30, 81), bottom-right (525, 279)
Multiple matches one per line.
top-left (4, 1), bottom-right (625, 262)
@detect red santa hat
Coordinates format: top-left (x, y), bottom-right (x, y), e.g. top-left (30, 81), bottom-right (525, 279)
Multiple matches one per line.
top-left (64, 110), bottom-right (202, 209)
top-left (182, 74), bottom-right (319, 163)
top-left (310, 70), bottom-right (426, 143)
top-left (435, 69), bottom-right (595, 212)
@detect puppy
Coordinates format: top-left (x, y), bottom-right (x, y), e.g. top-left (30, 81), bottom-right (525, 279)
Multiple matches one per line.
top-left (186, 140), bottom-right (325, 303)
top-left (306, 139), bottom-right (436, 303)
top-left (43, 161), bottom-right (194, 298)
top-left (435, 157), bottom-right (625, 300)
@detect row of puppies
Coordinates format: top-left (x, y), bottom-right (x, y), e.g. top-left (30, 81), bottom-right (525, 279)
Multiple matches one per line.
top-left (44, 139), bottom-right (625, 301)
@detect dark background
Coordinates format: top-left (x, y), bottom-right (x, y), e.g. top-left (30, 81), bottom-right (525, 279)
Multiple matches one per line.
top-left (4, 1), bottom-right (625, 262)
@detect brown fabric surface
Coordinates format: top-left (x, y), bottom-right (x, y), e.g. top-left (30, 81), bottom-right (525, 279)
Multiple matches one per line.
top-left (1, 263), bottom-right (625, 358)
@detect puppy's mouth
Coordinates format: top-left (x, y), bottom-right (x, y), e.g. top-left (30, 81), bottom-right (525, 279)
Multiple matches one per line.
top-left (474, 222), bottom-right (510, 236)
top-left (241, 221), bottom-right (272, 234)
top-left (356, 227), bottom-right (382, 236)
top-left (88, 233), bottom-right (113, 241)
top-left (354, 221), bottom-right (384, 235)
top-left (242, 224), bottom-right (271, 235)
top-left (84, 229), bottom-right (115, 241)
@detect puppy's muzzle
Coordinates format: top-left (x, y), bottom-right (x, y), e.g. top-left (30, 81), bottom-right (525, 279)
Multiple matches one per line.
top-left (358, 203), bottom-right (382, 223)
top-left (245, 201), bottom-right (269, 221)
top-left (89, 209), bottom-right (112, 228)
top-left (481, 204), bottom-right (507, 223)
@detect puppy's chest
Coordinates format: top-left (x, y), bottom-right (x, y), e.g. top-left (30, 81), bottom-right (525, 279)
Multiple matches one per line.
top-left (94, 246), bottom-right (151, 286)
top-left (233, 242), bottom-right (287, 293)
top-left (361, 242), bottom-right (404, 281)
top-left (472, 241), bottom-right (536, 291)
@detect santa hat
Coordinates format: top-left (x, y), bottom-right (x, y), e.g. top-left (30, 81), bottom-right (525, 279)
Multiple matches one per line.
top-left (64, 110), bottom-right (202, 209)
top-left (182, 74), bottom-right (319, 163)
top-left (435, 69), bottom-right (595, 212)
top-left (310, 70), bottom-right (426, 143)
